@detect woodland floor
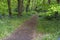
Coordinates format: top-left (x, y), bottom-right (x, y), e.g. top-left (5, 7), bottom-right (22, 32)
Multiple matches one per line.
top-left (1, 15), bottom-right (40, 40)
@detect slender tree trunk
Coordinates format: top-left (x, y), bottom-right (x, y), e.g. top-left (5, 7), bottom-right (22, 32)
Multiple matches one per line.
top-left (7, 0), bottom-right (12, 17)
top-left (26, 0), bottom-right (30, 12)
top-left (48, 0), bottom-right (50, 4)
top-left (43, 0), bottom-right (45, 4)
top-left (18, 0), bottom-right (23, 16)
top-left (57, 0), bottom-right (60, 4)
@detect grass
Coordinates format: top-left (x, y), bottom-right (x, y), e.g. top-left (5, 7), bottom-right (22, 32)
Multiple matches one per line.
top-left (0, 15), bottom-right (30, 38)
top-left (36, 17), bottom-right (60, 40)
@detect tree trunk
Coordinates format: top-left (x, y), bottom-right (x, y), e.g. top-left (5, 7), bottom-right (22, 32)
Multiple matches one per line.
top-left (43, 0), bottom-right (45, 4)
top-left (57, 0), bottom-right (60, 4)
top-left (26, 0), bottom-right (30, 12)
top-left (48, 0), bottom-right (50, 4)
top-left (7, 0), bottom-right (12, 17)
top-left (18, 0), bottom-right (23, 16)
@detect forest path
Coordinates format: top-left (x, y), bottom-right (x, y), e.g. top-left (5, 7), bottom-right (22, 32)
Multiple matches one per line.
top-left (2, 15), bottom-right (38, 40)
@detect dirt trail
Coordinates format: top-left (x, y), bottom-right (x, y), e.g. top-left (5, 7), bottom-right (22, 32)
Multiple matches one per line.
top-left (2, 15), bottom-right (38, 40)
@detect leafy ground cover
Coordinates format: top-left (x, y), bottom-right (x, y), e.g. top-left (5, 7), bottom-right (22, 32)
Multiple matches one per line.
top-left (0, 15), bottom-right (30, 38)
top-left (36, 17), bottom-right (60, 40)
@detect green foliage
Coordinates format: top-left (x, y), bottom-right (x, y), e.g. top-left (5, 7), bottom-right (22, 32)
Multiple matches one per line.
top-left (0, 0), bottom-right (60, 40)
top-left (36, 18), bottom-right (60, 40)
